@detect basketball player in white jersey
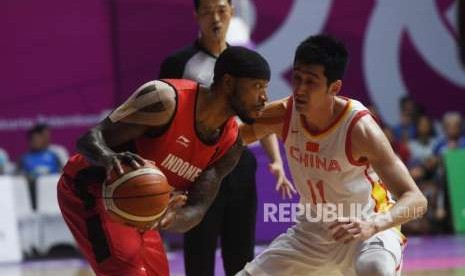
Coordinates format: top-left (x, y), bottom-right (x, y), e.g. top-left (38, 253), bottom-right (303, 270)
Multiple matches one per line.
top-left (237, 35), bottom-right (427, 276)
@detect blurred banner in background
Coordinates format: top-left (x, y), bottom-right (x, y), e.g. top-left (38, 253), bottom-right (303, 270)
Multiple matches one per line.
top-left (1, 0), bottom-right (464, 159)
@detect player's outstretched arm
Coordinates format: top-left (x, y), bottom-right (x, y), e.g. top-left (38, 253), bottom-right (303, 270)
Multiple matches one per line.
top-left (161, 137), bottom-right (244, 233)
top-left (259, 134), bottom-right (296, 199)
top-left (240, 97), bottom-right (289, 145)
top-left (240, 97), bottom-right (296, 198)
top-left (77, 80), bottom-right (177, 176)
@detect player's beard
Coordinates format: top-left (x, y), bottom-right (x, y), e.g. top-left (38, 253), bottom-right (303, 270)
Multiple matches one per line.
top-left (230, 84), bottom-right (256, 125)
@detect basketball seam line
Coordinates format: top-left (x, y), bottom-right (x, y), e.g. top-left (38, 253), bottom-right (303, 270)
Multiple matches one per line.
top-left (99, 191), bottom-right (171, 199)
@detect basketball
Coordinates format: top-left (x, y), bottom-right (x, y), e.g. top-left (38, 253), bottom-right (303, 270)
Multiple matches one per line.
top-left (102, 161), bottom-right (173, 228)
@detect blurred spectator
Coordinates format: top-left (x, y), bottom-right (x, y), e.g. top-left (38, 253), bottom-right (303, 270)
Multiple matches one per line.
top-left (18, 123), bottom-right (63, 209)
top-left (433, 112), bottom-right (465, 156)
top-left (393, 96), bottom-right (421, 142)
top-left (0, 147), bottom-right (10, 175)
top-left (404, 114), bottom-right (442, 235)
top-left (40, 124), bottom-right (69, 166)
top-left (19, 123), bottom-right (63, 179)
top-left (407, 115), bottom-right (439, 183)
top-left (408, 114), bottom-right (438, 166)
top-left (431, 112), bottom-right (465, 234)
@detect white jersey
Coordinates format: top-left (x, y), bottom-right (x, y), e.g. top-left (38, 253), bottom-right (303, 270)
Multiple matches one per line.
top-left (240, 96), bottom-right (405, 276)
top-left (283, 96), bottom-right (395, 224)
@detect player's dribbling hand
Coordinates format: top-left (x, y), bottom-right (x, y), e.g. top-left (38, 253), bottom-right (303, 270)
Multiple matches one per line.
top-left (269, 161), bottom-right (297, 199)
top-left (328, 217), bottom-right (378, 244)
top-left (100, 151), bottom-right (146, 179)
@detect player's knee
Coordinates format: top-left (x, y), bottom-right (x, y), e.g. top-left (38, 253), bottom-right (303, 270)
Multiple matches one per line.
top-left (355, 254), bottom-right (396, 276)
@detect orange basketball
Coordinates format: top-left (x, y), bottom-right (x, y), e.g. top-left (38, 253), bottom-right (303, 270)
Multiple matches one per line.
top-left (102, 161), bottom-right (173, 229)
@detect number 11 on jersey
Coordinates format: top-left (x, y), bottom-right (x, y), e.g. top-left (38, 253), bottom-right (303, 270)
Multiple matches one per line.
top-left (307, 179), bottom-right (326, 204)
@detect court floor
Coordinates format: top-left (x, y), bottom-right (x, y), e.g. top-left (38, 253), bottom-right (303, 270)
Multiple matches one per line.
top-left (1, 235), bottom-right (464, 276)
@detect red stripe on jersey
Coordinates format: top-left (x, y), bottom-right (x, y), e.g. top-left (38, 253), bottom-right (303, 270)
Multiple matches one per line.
top-left (364, 165), bottom-right (379, 212)
top-left (345, 110), bottom-right (371, 166)
top-left (300, 98), bottom-right (351, 137)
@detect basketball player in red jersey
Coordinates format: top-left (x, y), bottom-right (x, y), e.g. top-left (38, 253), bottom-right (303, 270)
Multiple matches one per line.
top-left (57, 46), bottom-right (271, 276)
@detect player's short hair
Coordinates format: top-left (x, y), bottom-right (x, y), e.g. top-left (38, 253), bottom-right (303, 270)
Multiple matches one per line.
top-left (213, 46), bottom-right (270, 83)
top-left (193, 0), bottom-right (232, 11)
top-left (294, 34), bottom-right (349, 85)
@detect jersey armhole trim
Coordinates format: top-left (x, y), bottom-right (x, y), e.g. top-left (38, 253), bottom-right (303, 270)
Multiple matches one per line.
top-left (282, 97), bottom-right (294, 143)
top-left (345, 110), bottom-right (371, 166)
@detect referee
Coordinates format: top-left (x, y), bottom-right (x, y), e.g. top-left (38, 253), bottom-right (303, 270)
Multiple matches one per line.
top-left (159, 0), bottom-right (294, 275)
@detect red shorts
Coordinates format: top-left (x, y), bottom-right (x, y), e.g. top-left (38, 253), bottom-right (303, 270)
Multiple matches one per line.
top-left (57, 174), bottom-right (169, 276)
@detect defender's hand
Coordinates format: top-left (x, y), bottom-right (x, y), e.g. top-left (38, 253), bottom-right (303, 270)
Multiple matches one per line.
top-left (269, 161), bottom-right (297, 199)
top-left (329, 217), bottom-right (378, 244)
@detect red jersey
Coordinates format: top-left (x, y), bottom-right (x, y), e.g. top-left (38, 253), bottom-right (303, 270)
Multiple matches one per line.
top-left (63, 79), bottom-right (238, 191)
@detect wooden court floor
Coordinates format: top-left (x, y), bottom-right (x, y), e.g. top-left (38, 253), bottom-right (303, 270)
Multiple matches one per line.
top-left (1, 235), bottom-right (464, 276)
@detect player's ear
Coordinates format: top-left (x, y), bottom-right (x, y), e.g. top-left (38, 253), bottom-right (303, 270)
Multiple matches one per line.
top-left (329, 80), bottom-right (342, 96)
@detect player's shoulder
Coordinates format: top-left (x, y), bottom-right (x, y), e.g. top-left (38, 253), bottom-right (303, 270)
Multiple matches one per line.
top-left (128, 80), bottom-right (177, 112)
top-left (349, 111), bottom-right (384, 143)
top-left (109, 80), bottom-right (178, 125)
top-left (137, 80), bottom-right (176, 96)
